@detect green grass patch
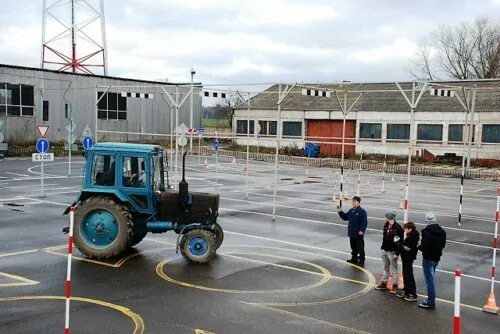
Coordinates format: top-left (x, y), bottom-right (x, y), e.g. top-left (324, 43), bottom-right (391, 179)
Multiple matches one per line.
top-left (201, 118), bottom-right (231, 128)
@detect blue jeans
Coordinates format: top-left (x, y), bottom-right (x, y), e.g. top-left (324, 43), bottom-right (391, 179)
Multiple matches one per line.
top-left (422, 259), bottom-right (438, 305)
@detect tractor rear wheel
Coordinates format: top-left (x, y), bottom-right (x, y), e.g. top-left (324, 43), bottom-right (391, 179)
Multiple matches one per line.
top-left (212, 223), bottom-right (224, 250)
top-left (180, 229), bottom-right (216, 264)
top-left (73, 197), bottom-right (133, 259)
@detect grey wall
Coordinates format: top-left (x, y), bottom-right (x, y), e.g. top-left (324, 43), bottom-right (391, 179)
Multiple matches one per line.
top-left (0, 65), bottom-right (202, 144)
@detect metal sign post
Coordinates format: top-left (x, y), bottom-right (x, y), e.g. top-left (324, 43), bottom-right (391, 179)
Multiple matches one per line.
top-left (35, 125), bottom-right (50, 198)
top-left (66, 119), bottom-right (76, 176)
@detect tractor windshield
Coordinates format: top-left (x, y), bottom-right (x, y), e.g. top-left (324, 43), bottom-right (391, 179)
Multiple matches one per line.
top-left (152, 153), bottom-right (165, 192)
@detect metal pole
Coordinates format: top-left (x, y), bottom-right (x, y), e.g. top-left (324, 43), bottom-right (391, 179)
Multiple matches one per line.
top-left (174, 86), bottom-right (179, 189)
top-left (381, 154), bottom-right (386, 193)
top-left (466, 86), bottom-right (477, 169)
top-left (272, 84), bottom-right (282, 221)
top-left (454, 268), bottom-right (462, 334)
top-left (482, 186), bottom-right (500, 314)
top-left (198, 134), bottom-right (201, 165)
top-left (41, 161), bottom-right (45, 198)
top-left (245, 92), bottom-right (250, 200)
top-left (64, 207), bottom-right (75, 334)
top-left (99, 0), bottom-right (108, 75)
top-left (170, 104), bottom-right (174, 179)
top-left (339, 92), bottom-right (347, 207)
top-left (189, 67), bottom-right (195, 153)
top-left (458, 88), bottom-right (470, 227)
top-left (215, 131), bottom-right (219, 189)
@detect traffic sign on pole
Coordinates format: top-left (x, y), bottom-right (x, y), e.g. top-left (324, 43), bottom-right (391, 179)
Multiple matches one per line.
top-left (176, 123), bottom-right (188, 135)
top-left (82, 124), bottom-right (94, 138)
top-left (214, 139), bottom-right (219, 151)
top-left (37, 125), bottom-right (49, 138)
top-left (82, 136), bottom-right (94, 150)
top-left (36, 138), bottom-right (50, 153)
top-left (196, 127), bottom-right (205, 133)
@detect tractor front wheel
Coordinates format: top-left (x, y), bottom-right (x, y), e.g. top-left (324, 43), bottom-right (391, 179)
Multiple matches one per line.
top-left (180, 229), bottom-right (216, 264)
top-left (73, 197), bottom-right (133, 259)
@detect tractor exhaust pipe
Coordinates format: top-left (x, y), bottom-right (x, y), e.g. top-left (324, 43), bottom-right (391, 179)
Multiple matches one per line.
top-left (178, 151), bottom-right (189, 209)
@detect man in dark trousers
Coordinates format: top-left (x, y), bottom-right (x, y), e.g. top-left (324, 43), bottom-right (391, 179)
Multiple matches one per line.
top-left (394, 221), bottom-right (420, 301)
top-left (418, 212), bottom-right (446, 310)
top-left (337, 196), bottom-right (368, 266)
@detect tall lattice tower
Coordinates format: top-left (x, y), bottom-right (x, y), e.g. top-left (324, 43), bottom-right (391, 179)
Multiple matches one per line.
top-left (41, 0), bottom-right (108, 75)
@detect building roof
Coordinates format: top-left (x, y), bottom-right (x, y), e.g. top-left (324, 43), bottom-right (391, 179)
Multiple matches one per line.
top-left (237, 80), bottom-right (500, 113)
top-left (0, 63), bottom-right (199, 86)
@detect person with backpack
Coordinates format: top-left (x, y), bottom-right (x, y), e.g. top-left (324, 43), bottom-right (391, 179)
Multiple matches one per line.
top-left (375, 211), bottom-right (404, 293)
top-left (393, 221), bottom-right (420, 301)
top-left (418, 212), bottom-right (447, 310)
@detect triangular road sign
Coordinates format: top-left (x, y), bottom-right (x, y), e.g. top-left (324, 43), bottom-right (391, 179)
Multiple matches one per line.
top-left (82, 123), bottom-right (94, 138)
top-left (176, 123), bottom-right (188, 135)
top-left (37, 125), bottom-right (49, 138)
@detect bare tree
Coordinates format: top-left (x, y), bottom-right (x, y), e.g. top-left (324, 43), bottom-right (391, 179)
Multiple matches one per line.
top-left (411, 17), bottom-right (500, 80)
top-left (213, 95), bottom-right (240, 128)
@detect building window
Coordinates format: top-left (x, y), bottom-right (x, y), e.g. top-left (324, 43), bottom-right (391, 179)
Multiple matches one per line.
top-left (282, 121), bottom-right (302, 137)
top-left (65, 103), bottom-right (69, 118)
top-left (359, 123), bottom-right (382, 140)
top-left (448, 124), bottom-right (475, 143)
top-left (43, 101), bottom-right (49, 122)
top-left (236, 120), bottom-right (255, 135)
top-left (417, 124), bottom-right (443, 142)
top-left (387, 124), bottom-right (410, 141)
top-left (482, 124), bottom-right (500, 143)
top-left (92, 155), bottom-right (115, 186)
top-left (258, 120), bottom-right (277, 136)
top-left (97, 91), bottom-right (127, 120)
top-left (0, 83), bottom-right (34, 117)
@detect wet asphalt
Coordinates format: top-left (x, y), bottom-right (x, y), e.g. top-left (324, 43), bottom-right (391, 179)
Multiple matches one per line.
top-left (0, 154), bottom-right (499, 333)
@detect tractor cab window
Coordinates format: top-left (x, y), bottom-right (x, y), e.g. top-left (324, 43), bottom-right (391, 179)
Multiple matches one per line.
top-left (152, 154), bottom-right (164, 192)
top-left (122, 156), bottom-right (146, 188)
top-left (92, 155), bottom-right (115, 186)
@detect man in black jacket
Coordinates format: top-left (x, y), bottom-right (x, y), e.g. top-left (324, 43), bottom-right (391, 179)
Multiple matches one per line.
top-left (394, 221), bottom-right (420, 301)
top-left (418, 212), bottom-right (446, 310)
top-left (375, 211), bottom-right (404, 293)
top-left (337, 196), bottom-right (367, 266)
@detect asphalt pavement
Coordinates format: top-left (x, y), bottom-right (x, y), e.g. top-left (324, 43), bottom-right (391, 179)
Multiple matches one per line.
top-left (0, 154), bottom-right (499, 333)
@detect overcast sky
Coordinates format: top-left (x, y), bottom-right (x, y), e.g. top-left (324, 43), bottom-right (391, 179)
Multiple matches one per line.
top-left (1, 0), bottom-right (500, 86)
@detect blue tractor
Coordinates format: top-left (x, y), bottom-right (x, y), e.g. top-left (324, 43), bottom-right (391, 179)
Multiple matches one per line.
top-left (63, 142), bottom-right (222, 264)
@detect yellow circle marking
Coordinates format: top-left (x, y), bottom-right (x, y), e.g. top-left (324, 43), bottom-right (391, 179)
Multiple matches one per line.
top-left (157, 252), bottom-right (332, 294)
top-left (159, 244), bottom-right (376, 307)
top-left (0, 295), bottom-right (144, 334)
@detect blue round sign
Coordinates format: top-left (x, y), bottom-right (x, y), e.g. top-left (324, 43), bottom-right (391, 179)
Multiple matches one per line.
top-left (82, 136), bottom-right (94, 150)
top-left (36, 138), bottom-right (49, 153)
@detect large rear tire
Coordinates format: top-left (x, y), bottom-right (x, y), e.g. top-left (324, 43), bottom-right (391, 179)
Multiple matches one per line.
top-left (73, 197), bottom-right (133, 259)
top-left (129, 226), bottom-right (148, 247)
top-left (181, 229), bottom-right (216, 264)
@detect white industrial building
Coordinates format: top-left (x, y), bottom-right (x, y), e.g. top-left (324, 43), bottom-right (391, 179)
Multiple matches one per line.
top-left (233, 81), bottom-right (500, 161)
top-left (0, 64), bottom-right (202, 148)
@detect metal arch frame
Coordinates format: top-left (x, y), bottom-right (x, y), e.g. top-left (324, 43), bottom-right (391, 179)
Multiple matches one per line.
top-left (41, 0), bottom-right (108, 75)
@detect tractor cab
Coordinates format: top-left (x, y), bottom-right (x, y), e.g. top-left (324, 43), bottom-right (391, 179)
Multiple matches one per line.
top-left (65, 142), bottom-right (222, 264)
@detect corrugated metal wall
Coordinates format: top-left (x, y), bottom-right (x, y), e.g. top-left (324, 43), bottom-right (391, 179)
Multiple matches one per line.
top-left (0, 66), bottom-right (202, 143)
top-left (306, 120), bottom-right (356, 157)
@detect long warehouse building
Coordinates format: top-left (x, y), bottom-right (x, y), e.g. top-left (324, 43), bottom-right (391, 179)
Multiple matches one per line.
top-left (0, 64), bottom-right (202, 145)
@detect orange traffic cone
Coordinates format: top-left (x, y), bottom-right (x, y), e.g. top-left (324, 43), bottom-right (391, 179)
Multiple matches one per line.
top-left (483, 291), bottom-right (500, 314)
top-left (387, 272), bottom-right (394, 290)
top-left (398, 270), bottom-right (404, 289)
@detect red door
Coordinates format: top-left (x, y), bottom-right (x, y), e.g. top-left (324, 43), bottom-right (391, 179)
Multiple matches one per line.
top-left (306, 120), bottom-right (356, 158)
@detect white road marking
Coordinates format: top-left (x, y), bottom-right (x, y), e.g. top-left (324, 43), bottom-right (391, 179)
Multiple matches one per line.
top-left (6, 172), bottom-right (29, 177)
top-left (223, 230), bottom-right (500, 285)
